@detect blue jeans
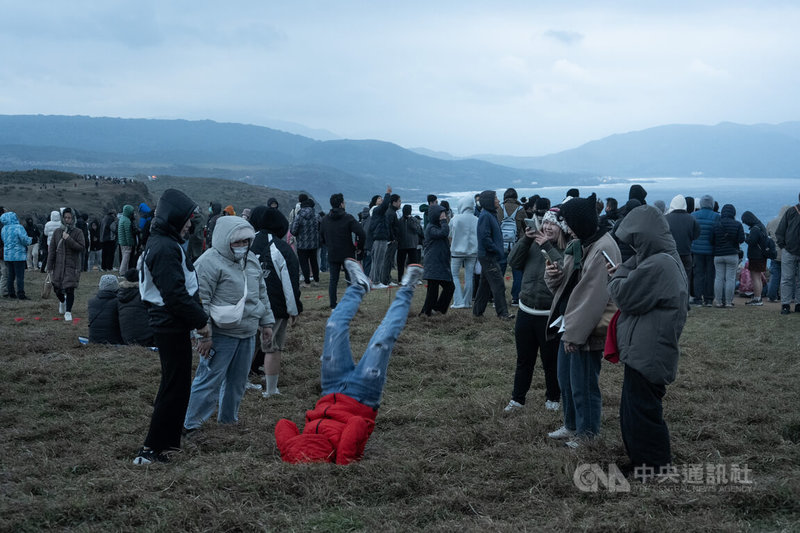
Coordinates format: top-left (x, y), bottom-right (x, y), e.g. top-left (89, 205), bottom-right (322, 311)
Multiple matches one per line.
top-left (767, 259), bottom-right (781, 301)
top-left (320, 283), bottom-right (413, 409)
top-left (184, 332), bottom-right (256, 429)
top-left (450, 255), bottom-right (476, 308)
top-left (713, 255), bottom-right (738, 304)
top-left (557, 341), bottom-right (602, 437)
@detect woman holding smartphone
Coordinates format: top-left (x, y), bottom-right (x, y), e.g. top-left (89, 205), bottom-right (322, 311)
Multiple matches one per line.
top-left (503, 206), bottom-right (567, 413)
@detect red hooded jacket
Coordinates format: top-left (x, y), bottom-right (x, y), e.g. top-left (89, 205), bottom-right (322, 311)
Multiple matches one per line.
top-left (275, 393), bottom-right (377, 464)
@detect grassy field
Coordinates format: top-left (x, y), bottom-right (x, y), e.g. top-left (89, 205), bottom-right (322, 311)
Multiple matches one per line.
top-left (1, 269), bottom-right (799, 532)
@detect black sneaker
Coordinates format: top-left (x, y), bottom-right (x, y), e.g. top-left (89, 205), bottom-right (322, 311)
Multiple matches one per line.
top-left (781, 305), bottom-right (791, 315)
top-left (132, 447), bottom-right (170, 465)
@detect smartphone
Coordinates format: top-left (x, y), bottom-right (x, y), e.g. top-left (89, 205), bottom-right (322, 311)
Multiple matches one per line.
top-left (524, 217), bottom-right (539, 231)
top-left (540, 249), bottom-right (551, 265)
top-left (601, 250), bottom-right (617, 268)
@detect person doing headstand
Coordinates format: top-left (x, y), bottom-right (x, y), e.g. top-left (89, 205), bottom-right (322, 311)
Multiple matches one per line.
top-left (275, 259), bottom-right (423, 464)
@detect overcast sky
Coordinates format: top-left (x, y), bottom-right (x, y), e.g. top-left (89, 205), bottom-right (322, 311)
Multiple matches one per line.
top-left (2, 1), bottom-right (799, 156)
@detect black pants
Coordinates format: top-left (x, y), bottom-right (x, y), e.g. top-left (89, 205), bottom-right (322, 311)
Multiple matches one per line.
top-left (101, 241), bottom-right (116, 271)
top-left (620, 364), bottom-right (672, 468)
top-left (473, 256), bottom-right (509, 317)
top-left (512, 312), bottom-right (560, 403)
top-left (692, 253), bottom-right (714, 303)
top-left (6, 260), bottom-right (26, 298)
top-left (54, 286), bottom-right (75, 312)
top-left (327, 261), bottom-right (350, 308)
top-left (297, 248), bottom-right (320, 283)
top-left (397, 248), bottom-right (420, 283)
top-left (144, 332), bottom-right (193, 453)
top-left (421, 279), bottom-right (455, 315)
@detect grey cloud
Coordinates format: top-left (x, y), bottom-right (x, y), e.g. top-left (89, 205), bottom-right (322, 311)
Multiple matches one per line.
top-left (543, 29), bottom-right (584, 45)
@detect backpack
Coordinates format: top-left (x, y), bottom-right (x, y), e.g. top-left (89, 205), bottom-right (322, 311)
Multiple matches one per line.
top-left (761, 233), bottom-right (778, 260)
top-left (501, 205), bottom-right (522, 245)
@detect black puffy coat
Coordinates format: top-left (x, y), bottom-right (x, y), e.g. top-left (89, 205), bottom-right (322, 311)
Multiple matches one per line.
top-left (88, 289), bottom-right (123, 344)
top-left (711, 204), bottom-right (744, 257)
top-left (320, 208), bottom-right (365, 263)
top-left (117, 280), bottom-right (155, 345)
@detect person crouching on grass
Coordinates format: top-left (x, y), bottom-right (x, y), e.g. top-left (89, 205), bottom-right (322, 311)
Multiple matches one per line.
top-left (275, 259), bottom-right (423, 464)
top-left (607, 204), bottom-right (688, 473)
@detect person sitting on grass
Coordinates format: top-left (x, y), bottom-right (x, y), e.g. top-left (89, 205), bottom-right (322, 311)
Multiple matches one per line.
top-left (88, 274), bottom-right (123, 344)
top-left (118, 268), bottom-right (155, 346)
top-left (275, 259), bottom-right (423, 464)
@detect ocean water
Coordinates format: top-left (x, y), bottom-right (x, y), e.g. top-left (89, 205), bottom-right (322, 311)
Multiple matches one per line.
top-left (439, 177), bottom-right (799, 226)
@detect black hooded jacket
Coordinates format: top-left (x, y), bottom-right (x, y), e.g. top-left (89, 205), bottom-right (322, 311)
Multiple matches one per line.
top-left (742, 211), bottom-right (768, 261)
top-left (711, 204), bottom-right (744, 257)
top-left (139, 189), bottom-right (208, 333)
top-left (250, 206), bottom-right (302, 319)
top-left (320, 207), bottom-right (365, 263)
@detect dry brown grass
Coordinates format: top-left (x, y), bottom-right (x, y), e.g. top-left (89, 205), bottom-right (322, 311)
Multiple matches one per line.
top-left (1, 269), bottom-right (799, 532)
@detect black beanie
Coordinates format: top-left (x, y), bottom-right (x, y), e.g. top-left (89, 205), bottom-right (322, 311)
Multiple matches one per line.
top-left (560, 193), bottom-right (599, 240)
top-left (250, 205), bottom-right (289, 238)
top-left (629, 184), bottom-right (648, 204)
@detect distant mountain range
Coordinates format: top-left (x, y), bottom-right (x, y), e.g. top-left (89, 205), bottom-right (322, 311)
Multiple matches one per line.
top-left (0, 115), bottom-right (574, 205)
top-left (433, 122), bottom-right (800, 179)
top-left (1, 116), bottom-right (797, 208)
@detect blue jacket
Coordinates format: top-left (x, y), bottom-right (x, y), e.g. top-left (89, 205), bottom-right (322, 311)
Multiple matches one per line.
top-left (1, 212), bottom-right (32, 261)
top-left (690, 208), bottom-right (720, 255)
top-left (477, 197), bottom-right (504, 260)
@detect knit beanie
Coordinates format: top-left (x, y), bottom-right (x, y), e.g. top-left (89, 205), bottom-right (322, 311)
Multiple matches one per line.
top-left (541, 207), bottom-right (569, 234)
top-left (628, 184), bottom-right (648, 204)
top-left (560, 193), bottom-right (599, 240)
top-left (99, 274), bottom-right (119, 292)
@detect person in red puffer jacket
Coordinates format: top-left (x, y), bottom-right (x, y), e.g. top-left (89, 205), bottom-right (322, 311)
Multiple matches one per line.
top-left (275, 259), bottom-right (423, 464)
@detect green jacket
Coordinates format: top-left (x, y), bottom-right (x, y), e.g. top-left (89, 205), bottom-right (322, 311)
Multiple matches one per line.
top-left (508, 236), bottom-right (563, 311)
top-left (117, 205), bottom-right (135, 247)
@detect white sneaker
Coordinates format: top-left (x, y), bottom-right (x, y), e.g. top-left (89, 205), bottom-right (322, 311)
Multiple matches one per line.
top-left (59, 301), bottom-right (66, 314)
top-left (401, 264), bottom-right (424, 287)
top-left (564, 439), bottom-right (580, 449)
top-left (64, 312), bottom-right (73, 322)
top-left (372, 283), bottom-right (388, 290)
top-left (388, 281), bottom-right (399, 287)
top-left (245, 382), bottom-right (262, 391)
top-left (503, 400), bottom-right (523, 413)
top-left (344, 258), bottom-right (371, 292)
top-left (262, 388), bottom-right (281, 398)
top-left (545, 400), bottom-right (560, 411)
top-left (548, 426), bottom-right (576, 440)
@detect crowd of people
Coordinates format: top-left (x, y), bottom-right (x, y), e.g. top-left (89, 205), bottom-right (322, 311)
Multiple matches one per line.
top-left (2, 183), bottom-right (798, 474)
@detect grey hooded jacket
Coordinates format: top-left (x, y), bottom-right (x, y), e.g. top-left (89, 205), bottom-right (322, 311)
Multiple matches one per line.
top-left (195, 215), bottom-right (275, 338)
top-left (608, 205), bottom-right (688, 385)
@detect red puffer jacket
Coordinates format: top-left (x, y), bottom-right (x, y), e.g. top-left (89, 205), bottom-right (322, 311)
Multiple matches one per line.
top-left (275, 393), bottom-right (377, 464)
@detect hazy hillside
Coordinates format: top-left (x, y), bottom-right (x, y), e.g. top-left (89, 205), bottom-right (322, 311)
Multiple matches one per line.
top-left (471, 122), bottom-right (800, 178)
top-left (0, 170), bottom-right (308, 224)
top-left (0, 115), bottom-right (570, 203)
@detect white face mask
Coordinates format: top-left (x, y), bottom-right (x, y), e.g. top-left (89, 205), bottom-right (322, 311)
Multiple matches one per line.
top-left (231, 246), bottom-right (248, 260)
